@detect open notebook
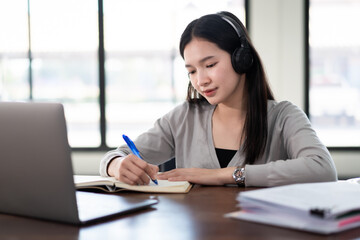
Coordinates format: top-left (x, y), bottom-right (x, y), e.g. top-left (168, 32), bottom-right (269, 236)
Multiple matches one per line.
top-left (0, 102), bottom-right (158, 225)
top-left (75, 175), bottom-right (192, 193)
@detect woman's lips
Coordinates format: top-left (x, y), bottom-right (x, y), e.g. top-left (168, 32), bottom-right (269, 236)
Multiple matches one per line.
top-left (203, 88), bottom-right (217, 97)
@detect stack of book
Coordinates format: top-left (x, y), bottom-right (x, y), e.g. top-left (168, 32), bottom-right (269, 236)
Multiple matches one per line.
top-left (226, 180), bottom-right (360, 234)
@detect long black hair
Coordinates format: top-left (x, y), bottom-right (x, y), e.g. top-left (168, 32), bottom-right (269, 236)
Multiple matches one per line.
top-left (179, 11), bottom-right (274, 165)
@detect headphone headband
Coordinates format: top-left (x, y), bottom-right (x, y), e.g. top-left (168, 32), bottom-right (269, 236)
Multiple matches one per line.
top-left (218, 14), bottom-right (244, 39)
top-left (216, 13), bottom-right (253, 74)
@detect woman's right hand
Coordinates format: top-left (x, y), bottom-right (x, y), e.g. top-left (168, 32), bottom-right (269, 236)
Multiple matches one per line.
top-left (107, 155), bottom-right (159, 185)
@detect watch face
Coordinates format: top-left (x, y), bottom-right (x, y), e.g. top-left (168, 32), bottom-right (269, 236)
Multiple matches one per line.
top-left (234, 169), bottom-right (242, 178)
top-left (233, 167), bottom-right (245, 186)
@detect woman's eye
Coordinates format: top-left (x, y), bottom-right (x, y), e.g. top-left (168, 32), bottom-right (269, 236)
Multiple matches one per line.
top-left (206, 62), bottom-right (217, 68)
top-left (187, 70), bottom-right (196, 77)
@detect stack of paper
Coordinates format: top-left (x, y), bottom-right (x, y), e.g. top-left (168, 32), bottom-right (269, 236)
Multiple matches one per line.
top-left (226, 181), bottom-right (360, 234)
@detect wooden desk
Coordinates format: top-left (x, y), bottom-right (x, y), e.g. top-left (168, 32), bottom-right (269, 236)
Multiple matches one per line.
top-left (0, 185), bottom-right (359, 240)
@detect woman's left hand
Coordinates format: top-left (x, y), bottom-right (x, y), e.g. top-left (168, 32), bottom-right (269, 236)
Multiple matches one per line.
top-left (157, 167), bottom-right (236, 185)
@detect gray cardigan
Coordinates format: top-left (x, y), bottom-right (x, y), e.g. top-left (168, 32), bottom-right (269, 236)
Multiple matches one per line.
top-left (100, 100), bottom-right (337, 187)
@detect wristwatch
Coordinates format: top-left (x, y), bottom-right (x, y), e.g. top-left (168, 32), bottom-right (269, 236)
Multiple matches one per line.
top-left (233, 166), bottom-right (245, 187)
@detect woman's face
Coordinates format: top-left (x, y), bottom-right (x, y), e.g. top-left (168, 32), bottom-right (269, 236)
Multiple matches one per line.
top-left (184, 37), bottom-right (244, 106)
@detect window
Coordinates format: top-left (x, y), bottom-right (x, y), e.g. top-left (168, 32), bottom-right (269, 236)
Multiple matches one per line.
top-left (309, 0), bottom-right (360, 147)
top-left (0, 0), bottom-right (246, 149)
top-left (1, 0), bottom-right (100, 147)
top-left (0, 0), bottom-right (29, 101)
top-left (104, 0), bottom-right (246, 147)
top-left (30, 0), bottom-right (100, 147)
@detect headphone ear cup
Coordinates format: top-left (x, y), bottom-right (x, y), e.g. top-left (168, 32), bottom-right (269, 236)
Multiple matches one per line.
top-left (231, 39), bottom-right (254, 74)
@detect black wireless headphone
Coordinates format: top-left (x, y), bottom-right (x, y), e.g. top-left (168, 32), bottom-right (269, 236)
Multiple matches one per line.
top-left (217, 13), bottom-right (254, 74)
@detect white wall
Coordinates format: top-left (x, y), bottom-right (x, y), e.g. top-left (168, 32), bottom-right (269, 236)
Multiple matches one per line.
top-left (72, 151), bottom-right (105, 175)
top-left (71, 0), bottom-right (360, 179)
top-left (249, 0), bottom-right (304, 108)
top-left (249, 0), bottom-right (360, 179)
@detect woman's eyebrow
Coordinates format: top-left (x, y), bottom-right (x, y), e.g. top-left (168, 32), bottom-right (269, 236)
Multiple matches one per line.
top-left (185, 56), bottom-right (215, 68)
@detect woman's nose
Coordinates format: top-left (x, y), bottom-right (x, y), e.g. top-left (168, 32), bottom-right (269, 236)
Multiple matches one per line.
top-left (197, 70), bottom-right (210, 86)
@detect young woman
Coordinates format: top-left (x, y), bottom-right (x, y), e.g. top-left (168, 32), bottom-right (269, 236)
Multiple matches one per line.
top-left (100, 11), bottom-right (337, 187)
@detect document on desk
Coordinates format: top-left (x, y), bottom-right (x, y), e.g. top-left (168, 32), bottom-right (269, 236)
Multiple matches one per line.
top-left (225, 181), bottom-right (360, 234)
top-left (74, 175), bottom-right (192, 193)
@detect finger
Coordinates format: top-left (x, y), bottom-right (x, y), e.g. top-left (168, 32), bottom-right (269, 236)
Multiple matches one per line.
top-left (157, 170), bottom-right (175, 180)
top-left (167, 176), bottom-right (188, 181)
top-left (146, 164), bottom-right (159, 182)
top-left (157, 169), bottom-right (187, 180)
top-left (118, 157), bottom-right (147, 185)
top-left (128, 155), bottom-right (160, 184)
top-left (122, 169), bottom-right (148, 185)
top-left (125, 155), bottom-right (153, 184)
top-left (129, 154), bottom-right (149, 171)
top-left (123, 163), bottom-right (151, 185)
top-left (171, 173), bottom-right (220, 185)
top-left (120, 174), bottom-right (142, 185)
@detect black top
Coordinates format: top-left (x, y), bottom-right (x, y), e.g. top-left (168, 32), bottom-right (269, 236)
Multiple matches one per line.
top-left (215, 148), bottom-right (237, 168)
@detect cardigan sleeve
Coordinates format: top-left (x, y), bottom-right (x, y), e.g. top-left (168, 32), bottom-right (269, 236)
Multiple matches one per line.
top-left (245, 101), bottom-right (338, 187)
top-left (99, 103), bottom-right (188, 176)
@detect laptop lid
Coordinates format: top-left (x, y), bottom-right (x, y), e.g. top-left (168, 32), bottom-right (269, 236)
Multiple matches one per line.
top-left (0, 102), bottom-right (157, 224)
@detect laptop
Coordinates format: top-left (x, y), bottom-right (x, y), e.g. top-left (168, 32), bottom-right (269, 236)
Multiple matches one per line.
top-left (0, 102), bottom-right (158, 225)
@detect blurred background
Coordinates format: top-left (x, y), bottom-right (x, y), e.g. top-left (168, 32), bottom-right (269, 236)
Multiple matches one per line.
top-left (0, 0), bottom-right (359, 178)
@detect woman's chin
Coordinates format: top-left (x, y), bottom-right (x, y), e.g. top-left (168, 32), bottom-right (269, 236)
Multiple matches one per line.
top-left (205, 98), bottom-right (220, 105)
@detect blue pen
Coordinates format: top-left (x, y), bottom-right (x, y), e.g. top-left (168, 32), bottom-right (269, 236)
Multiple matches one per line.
top-left (122, 134), bottom-right (158, 185)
